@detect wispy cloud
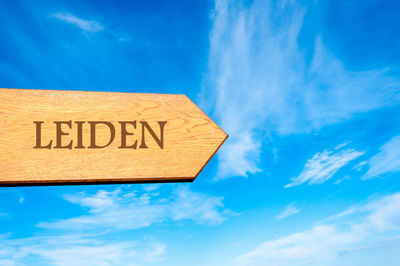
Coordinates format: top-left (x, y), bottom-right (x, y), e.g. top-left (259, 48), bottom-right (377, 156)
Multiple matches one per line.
top-left (52, 12), bottom-right (104, 32)
top-left (203, 0), bottom-right (400, 179)
top-left (333, 175), bottom-right (350, 185)
top-left (276, 203), bottom-right (300, 220)
top-left (236, 191), bottom-right (400, 265)
top-left (0, 186), bottom-right (231, 264)
top-left (0, 190), bottom-right (25, 204)
top-left (0, 234), bottom-right (165, 266)
top-left (0, 185), bottom-right (232, 265)
top-left (38, 185), bottom-right (231, 231)
top-left (285, 144), bottom-right (364, 188)
top-left (353, 161), bottom-right (367, 171)
top-left (363, 135), bottom-right (400, 179)
top-left (144, 242), bottom-right (168, 263)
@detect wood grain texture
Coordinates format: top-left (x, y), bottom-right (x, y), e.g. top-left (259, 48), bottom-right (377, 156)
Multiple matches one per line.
top-left (0, 88), bottom-right (227, 186)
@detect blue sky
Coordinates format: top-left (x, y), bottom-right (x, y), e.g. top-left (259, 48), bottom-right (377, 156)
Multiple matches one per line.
top-left (1, 0), bottom-right (400, 265)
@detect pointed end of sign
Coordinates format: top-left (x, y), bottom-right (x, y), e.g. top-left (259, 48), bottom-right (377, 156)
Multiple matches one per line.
top-left (179, 95), bottom-right (229, 182)
top-left (192, 132), bottom-right (228, 181)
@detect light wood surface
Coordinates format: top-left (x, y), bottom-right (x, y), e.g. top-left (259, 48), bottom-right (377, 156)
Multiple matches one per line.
top-left (0, 88), bottom-right (227, 186)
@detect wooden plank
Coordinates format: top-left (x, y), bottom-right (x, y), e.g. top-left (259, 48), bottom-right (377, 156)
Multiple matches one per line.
top-left (0, 88), bottom-right (227, 186)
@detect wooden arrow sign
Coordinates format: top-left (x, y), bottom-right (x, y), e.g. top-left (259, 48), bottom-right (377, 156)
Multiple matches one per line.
top-left (0, 89), bottom-right (227, 186)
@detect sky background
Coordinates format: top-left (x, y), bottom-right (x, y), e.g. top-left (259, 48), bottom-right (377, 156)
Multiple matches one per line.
top-left (1, 0), bottom-right (400, 265)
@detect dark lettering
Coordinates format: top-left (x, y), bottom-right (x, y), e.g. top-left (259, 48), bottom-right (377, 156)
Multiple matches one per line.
top-left (88, 121), bottom-right (115, 149)
top-left (54, 121), bottom-right (73, 149)
top-left (74, 121), bottom-right (85, 149)
top-left (119, 121), bottom-right (137, 149)
top-left (139, 121), bottom-right (167, 149)
top-left (33, 121), bottom-right (52, 149)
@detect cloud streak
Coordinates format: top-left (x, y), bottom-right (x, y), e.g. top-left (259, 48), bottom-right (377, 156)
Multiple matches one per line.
top-left (276, 203), bottom-right (300, 220)
top-left (0, 234), bottom-right (166, 266)
top-left (285, 144), bottom-right (364, 188)
top-left (38, 185), bottom-right (231, 231)
top-left (236, 191), bottom-right (400, 265)
top-left (364, 135), bottom-right (400, 179)
top-left (0, 185), bottom-right (231, 264)
top-left (0, 185), bottom-right (232, 265)
top-left (203, 0), bottom-right (400, 179)
top-left (52, 13), bottom-right (103, 32)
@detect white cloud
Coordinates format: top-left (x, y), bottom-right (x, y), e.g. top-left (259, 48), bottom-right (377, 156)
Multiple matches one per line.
top-left (0, 234), bottom-right (165, 266)
top-left (203, 0), bottom-right (400, 179)
top-left (285, 145), bottom-right (364, 188)
top-left (236, 192), bottom-right (400, 266)
top-left (0, 190), bottom-right (25, 204)
top-left (0, 185), bottom-right (231, 265)
top-left (353, 161), bottom-right (367, 171)
top-left (276, 203), bottom-right (300, 220)
top-left (363, 135), bottom-right (400, 179)
top-left (0, 185), bottom-right (230, 265)
top-left (52, 13), bottom-right (103, 32)
top-left (143, 242), bottom-right (168, 263)
top-left (38, 185), bottom-right (230, 231)
top-left (333, 175), bottom-right (350, 185)
top-left (142, 184), bottom-right (162, 192)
